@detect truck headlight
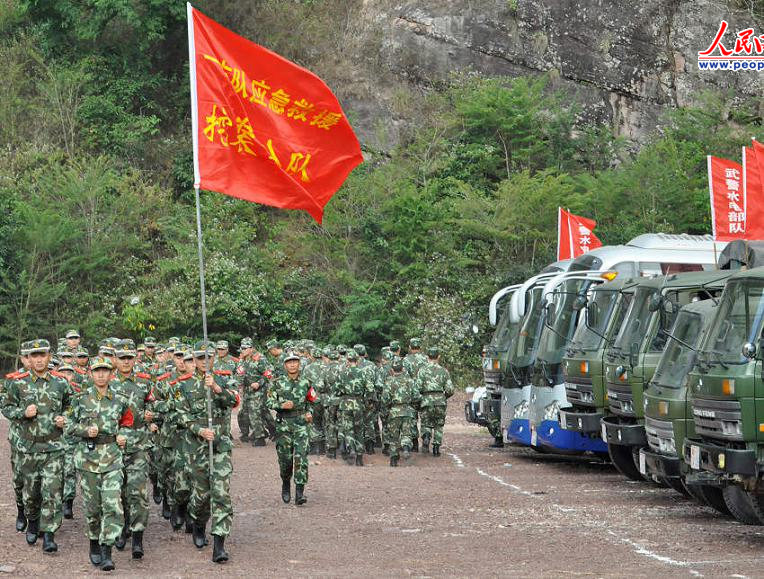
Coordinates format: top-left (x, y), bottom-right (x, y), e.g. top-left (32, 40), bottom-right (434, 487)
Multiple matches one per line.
top-left (580, 391), bottom-right (594, 404)
top-left (544, 401), bottom-right (561, 421)
top-left (513, 400), bottom-right (528, 419)
top-left (657, 435), bottom-right (676, 455)
top-left (721, 420), bottom-right (741, 437)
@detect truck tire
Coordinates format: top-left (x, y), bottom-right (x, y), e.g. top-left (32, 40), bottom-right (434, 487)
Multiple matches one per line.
top-left (744, 490), bottom-right (764, 523)
top-left (723, 485), bottom-right (762, 525)
top-left (607, 443), bottom-right (644, 481)
top-left (663, 477), bottom-right (690, 497)
top-left (689, 484), bottom-right (731, 516)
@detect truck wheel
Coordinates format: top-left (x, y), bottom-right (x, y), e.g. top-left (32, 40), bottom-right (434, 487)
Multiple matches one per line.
top-left (744, 490), bottom-right (764, 523)
top-left (607, 443), bottom-right (644, 481)
top-left (663, 477), bottom-right (690, 497)
top-left (685, 483), bottom-right (730, 515)
top-left (723, 485), bottom-right (762, 525)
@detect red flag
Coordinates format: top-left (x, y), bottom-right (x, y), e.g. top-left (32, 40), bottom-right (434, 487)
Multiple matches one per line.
top-left (557, 208), bottom-right (602, 260)
top-left (707, 156), bottom-right (745, 240)
top-left (743, 145), bottom-right (764, 239)
top-left (187, 4), bottom-right (363, 222)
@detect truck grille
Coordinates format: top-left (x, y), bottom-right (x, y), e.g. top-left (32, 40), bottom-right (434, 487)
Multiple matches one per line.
top-left (566, 379), bottom-right (594, 407)
top-left (692, 398), bottom-right (743, 441)
top-left (645, 416), bottom-right (673, 454)
top-left (483, 370), bottom-right (502, 393)
top-left (607, 383), bottom-right (635, 417)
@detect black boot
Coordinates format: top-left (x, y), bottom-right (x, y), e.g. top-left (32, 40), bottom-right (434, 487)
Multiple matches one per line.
top-left (356, 454), bottom-right (364, 467)
top-left (15, 505), bottom-right (26, 532)
top-left (185, 512), bottom-right (194, 534)
top-left (295, 484), bottom-right (307, 505)
top-left (192, 521), bottom-right (208, 549)
top-left (114, 525), bottom-right (128, 550)
top-left (326, 448), bottom-right (336, 459)
top-left (318, 441), bottom-right (326, 455)
top-left (25, 518), bottom-right (39, 545)
top-left (162, 497), bottom-right (171, 520)
top-left (171, 503), bottom-right (185, 531)
top-left (42, 531), bottom-right (57, 553)
top-left (132, 530), bottom-right (144, 559)
top-left (422, 439), bottom-right (430, 454)
top-left (433, 444), bottom-right (441, 457)
top-left (239, 433), bottom-right (250, 443)
top-left (63, 499), bottom-right (73, 519)
top-left (390, 456), bottom-right (399, 467)
top-left (99, 544), bottom-right (115, 571)
top-left (412, 438), bottom-right (419, 452)
top-left (382, 444), bottom-right (390, 456)
top-left (253, 438), bottom-right (266, 447)
top-left (281, 478), bottom-right (291, 503)
top-left (89, 539), bottom-right (102, 566)
top-left (212, 534), bottom-right (229, 563)
top-left (152, 481), bottom-right (162, 505)
top-left (489, 437), bottom-right (504, 448)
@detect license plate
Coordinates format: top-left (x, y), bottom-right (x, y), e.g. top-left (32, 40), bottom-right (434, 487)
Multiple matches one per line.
top-left (639, 449), bottom-right (647, 475)
top-left (530, 425), bottom-right (538, 446)
top-left (601, 422), bottom-right (608, 441)
top-left (690, 445), bottom-right (700, 470)
top-left (559, 412), bottom-right (567, 429)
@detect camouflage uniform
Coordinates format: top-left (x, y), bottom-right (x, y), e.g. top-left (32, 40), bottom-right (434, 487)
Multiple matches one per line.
top-left (61, 371), bottom-right (84, 518)
top-left (267, 359), bottom-right (316, 495)
top-left (233, 339), bottom-right (253, 441)
top-left (2, 342), bottom-right (70, 546)
top-left (381, 358), bottom-right (421, 465)
top-left (4, 351), bottom-right (30, 531)
top-left (237, 352), bottom-right (273, 445)
top-left (336, 351), bottom-right (374, 464)
top-left (322, 350), bottom-right (342, 458)
top-left (415, 348), bottom-right (455, 455)
top-left (301, 349), bottom-right (326, 452)
top-left (169, 371), bottom-right (198, 528)
top-left (376, 349), bottom-right (394, 453)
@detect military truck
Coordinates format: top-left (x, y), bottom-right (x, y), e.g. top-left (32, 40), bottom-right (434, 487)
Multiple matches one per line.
top-left (601, 270), bottom-right (730, 480)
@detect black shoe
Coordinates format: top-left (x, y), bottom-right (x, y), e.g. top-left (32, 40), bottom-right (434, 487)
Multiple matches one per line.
top-left (489, 437), bottom-right (504, 448)
top-left (89, 539), bottom-right (102, 566)
top-left (63, 499), bottom-right (73, 519)
top-left (295, 484), bottom-right (306, 505)
top-left (171, 504), bottom-right (185, 531)
top-left (355, 454), bottom-right (364, 467)
top-left (253, 438), bottom-right (266, 447)
top-left (15, 505), bottom-right (26, 532)
top-left (318, 441), bottom-right (326, 455)
top-left (412, 439), bottom-right (419, 452)
top-left (382, 444), bottom-right (390, 456)
top-left (239, 434), bottom-right (250, 443)
top-left (433, 444), bottom-right (441, 456)
top-left (42, 532), bottom-right (57, 553)
top-left (282, 479), bottom-right (291, 504)
top-left (326, 449), bottom-right (336, 459)
top-left (132, 530), bottom-right (144, 559)
top-left (212, 534), bottom-right (229, 563)
top-left (152, 484), bottom-right (162, 505)
top-left (185, 513), bottom-right (193, 534)
top-left (422, 441), bottom-right (430, 454)
top-left (26, 519), bottom-right (39, 545)
top-left (390, 456), bottom-right (399, 467)
top-left (162, 497), bottom-right (171, 520)
top-left (99, 544), bottom-right (115, 571)
top-left (114, 526), bottom-right (127, 550)
top-left (192, 521), bottom-right (208, 549)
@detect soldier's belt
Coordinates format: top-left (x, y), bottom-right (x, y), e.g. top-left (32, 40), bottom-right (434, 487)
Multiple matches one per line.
top-left (91, 434), bottom-right (117, 445)
top-left (276, 408), bottom-right (306, 419)
top-left (22, 430), bottom-right (62, 443)
top-left (192, 417), bottom-right (227, 426)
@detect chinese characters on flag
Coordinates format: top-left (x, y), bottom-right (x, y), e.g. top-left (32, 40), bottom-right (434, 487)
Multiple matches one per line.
top-left (187, 4), bottom-right (363, 222)
top-left (557, 208), bottom-right (603, 261)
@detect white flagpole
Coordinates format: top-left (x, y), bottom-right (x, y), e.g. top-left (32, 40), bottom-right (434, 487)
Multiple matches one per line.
top-left (707, 156), bottom-right (717, 240)
top-left (557, 207), bottom-right (562, 261)
top-left (187, 2), bottom-right (214, 477)
top-left (567, 208), bottom-right (574, 259)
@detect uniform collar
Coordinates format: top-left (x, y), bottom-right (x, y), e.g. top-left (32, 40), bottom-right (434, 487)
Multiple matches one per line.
top-left (94, 386), bottom-right (113, 400)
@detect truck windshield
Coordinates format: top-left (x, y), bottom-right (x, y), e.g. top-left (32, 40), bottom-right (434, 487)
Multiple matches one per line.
top-left (508, 286), bottom-right (545, 368)
top-left (613, 286), bottom-right (659, 353)
top-left (537, 278), bottom-right (591, 360)
top-left (572, 289), bottom-right (619, 351)
top-left (652, 310), bottom-right (704, 388)
top-left (489, 303), bottom-right (516, 351)
top-left (701, 281), bottom-right (764, 365)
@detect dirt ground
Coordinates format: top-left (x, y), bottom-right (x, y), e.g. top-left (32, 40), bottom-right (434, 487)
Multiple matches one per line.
top-left (1, 392), bottom-right (764, 577)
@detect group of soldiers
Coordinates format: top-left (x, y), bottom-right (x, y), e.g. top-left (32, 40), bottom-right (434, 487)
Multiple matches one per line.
top-left (1, 331), bottom-right (455, 571)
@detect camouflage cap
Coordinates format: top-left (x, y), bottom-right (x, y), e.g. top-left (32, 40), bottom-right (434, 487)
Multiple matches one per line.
top-left (409, 337), bottom-right (422, 348)
top-left (19, 341), bottom-right (31, 356)
top-left (266, 339), bottom-right (281, 350)
top-left (353, 344), bottom-right (367, 356)
top-left (427, 346), bottom-right (440, 358)
top-left (346, 349), bottom-right (359, 361)
top-left (240, 337), bottom-right (253, 349)
top-left (137, 344), bottom-right (146, 352)
top-left (381, 346), bottom-right (391, 353)
top-left (215, 340), bottom-right (229, 350)
top-left (50, 358), bottom-right (60, 368)
top-left (327, 349), bottom-right (340, 360)
top-left (91, 356), bottom-right (113, 371)
top-left (336, 344), bottom-right (347, 355)
top-left (155, 344), bottom-right (166, 354)
top-left (321, 347), bottom-right (332, 357)
top-left (28, 339), bottom-right (51, 354)
top-left (59, 350), bottom-right (75, 359)
top-left (283, 350), bottom-right (300, 363)
top-left (382, 350), bottom-right (394, 361)
top-left (166, 344), bottom-right (176, 353)
top-left (76, 347), bottom-right (89, 358)
top-left (389, 340), bottom-right (401, 351)
top-left (391, 357), bottom-right (404, 371)
top-left (144, 336), bottom-right (157, 347)
top-left (311, 347), bottom-right (322, 358)
top-left (193, 340), bottom-right (215, 357)
top-left (182, 345), bottom-right (195, 361)
top-left (168, 336), bottom-right (180, 345)
top-left (65, 329), bottom-right (80, 339)
top-left (115, 339), bottom-right (137, 357)
top-left (58, 362), bottom-right (74, 372)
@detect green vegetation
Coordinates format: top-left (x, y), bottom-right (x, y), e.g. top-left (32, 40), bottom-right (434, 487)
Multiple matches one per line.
top-left (0, 1), bottom-right (762, 382)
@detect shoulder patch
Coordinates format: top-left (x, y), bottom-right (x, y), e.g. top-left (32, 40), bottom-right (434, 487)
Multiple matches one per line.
top-left (5, 371), bottom-right (18, 379)
top-left (14, 371), bottom-right (29, 379)
top-left (214, 369), bottom-right (232, 376)
top-left (136, 372), bottom-right (152, 380)
top-left (179, 373), bottom-right (193, 381)
top-left (156, 372), bottom-right (171, 381)
top-left (74, 367), bottom-right (86, 375)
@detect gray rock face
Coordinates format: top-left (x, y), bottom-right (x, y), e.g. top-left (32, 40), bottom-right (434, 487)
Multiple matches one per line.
top-left (345, 0), bottom-right (761, 149)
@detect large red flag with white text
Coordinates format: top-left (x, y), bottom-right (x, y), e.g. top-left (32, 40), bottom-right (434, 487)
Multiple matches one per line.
top-left (187, 4), bottom-right (363, 222)
top-left (557, 208), bottom-right (602, 261)
top-left (708, 156), bottom-right (745, 240)
top-left (743, 144), bottom-right (764, 239)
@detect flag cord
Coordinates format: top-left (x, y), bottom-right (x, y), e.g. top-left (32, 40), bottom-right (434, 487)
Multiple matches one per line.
top-left (194, 185), bottom-right (215, 478)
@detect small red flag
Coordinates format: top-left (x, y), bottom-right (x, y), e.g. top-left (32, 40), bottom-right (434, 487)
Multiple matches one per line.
top-left (557, 208), bottom-right (603, 261)
top-left (187, 4), bottom-right (363, 222)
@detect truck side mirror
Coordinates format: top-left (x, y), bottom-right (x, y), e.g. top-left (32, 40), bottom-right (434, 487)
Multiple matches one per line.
top-left (629, 341), bottom-right (639, 367)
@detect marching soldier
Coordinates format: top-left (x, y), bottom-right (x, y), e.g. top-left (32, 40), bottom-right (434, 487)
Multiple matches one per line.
top-left (5, 342), bottom-right (31, 533)
top-left (336, 350), bottom-right (373, 466)
top-left (381, 357), bottom-right (421, 466)
top-left (64, 329), bottom-right (81, 352)
top-left (302, 347), bottom-right (326, 454)
top-left (322, 349), bottom-right (342, 459)
top-left (2, 339), bottom-right (70, 552)
top-left (237, 339), bottom-right (273, 447)
top-left (267, 351), bottom-right (316, 505)
top-left (404, 337), bottom-right (427, 451)
top-left (66, 356), bottom-right (132, 571)
top-left (57, 361), bottom-right (82, 520)
top-left (213, 340), bottom-right (238, 372)
top-left (415, 347), bottom-right (455, 456)
top-left (235, 338), bottom-right (253, 442)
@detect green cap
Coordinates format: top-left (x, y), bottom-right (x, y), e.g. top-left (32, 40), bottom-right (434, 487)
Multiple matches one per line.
top-left (28, 339), bottom-right (51, 354)
top-left (193, 340), bottom-right (215, 357)
top-left (168, 336), bottom-right (180, 345)
top-left (144, 336), bottom-right (157, 347)
top-left (283, 350), bottom-right (300, 363)
top-left (137, 344), bottom-right (146, 352)
top-left (389, 340), bottom-right (401, 351)
top-left (427, 346), bottom-right (440, 358)
top-left (328, 350), bottom-right (340, 360)
top-left (216, 340), bottom-right (229, 350)
top-left (346, 350), bottom-right (359, 361)
top-left (91, 356), bottom-right (113, 370)
top-left (311, 347), bottom-right (322, 358)
top-left (391, 357), bottom-right (404, 371)
top-left (266, 339), bottom-right (280, 350)
top-left (58, 363), bottom-right (74, 372)
top-left (19, 341), bottom-right (31, 356)
top-left (240, 337), bottom-right (253, 349)
top-left (76, 347), bottom-right (89, 358)
top-left (353, 344), bottom-right (367, 356)
top-left (65, 329), bottom-right (80, 339)
top-left (382, 350), bottom-right (393, 361)
top-left (409, 337), bottom-right (422, 348)
top-left (337, 344), bottom-right (347, 355)
top-left (115, 339), bottom-right (137, 357)
top-left (59, 350), bottom-right (74, 359)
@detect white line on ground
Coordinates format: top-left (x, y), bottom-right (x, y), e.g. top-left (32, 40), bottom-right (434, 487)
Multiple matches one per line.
top-left (475, 467), bottom-right (538, 498)
top-left (446, 452), bottom-right (465, 468)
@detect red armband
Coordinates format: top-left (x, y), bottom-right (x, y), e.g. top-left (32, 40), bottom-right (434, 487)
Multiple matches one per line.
top-left (306, 386), bottom-right (318, 403)
top-left (119, 408), bottom-right (134, 428)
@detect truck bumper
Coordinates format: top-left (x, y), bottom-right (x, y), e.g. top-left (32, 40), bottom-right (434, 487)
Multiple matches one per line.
top-left (601, 416), bottom-right (647, 447)
top-left (639, 448), bottom-right (681, 479)
top-left (507, 419), bottom-right (531, 446)
top-left (537, 419), bottom-right (608, 453)
top-left (682, 438), bottom-right (757, 478)
top-left (559, 409), bottom-right (604, 435)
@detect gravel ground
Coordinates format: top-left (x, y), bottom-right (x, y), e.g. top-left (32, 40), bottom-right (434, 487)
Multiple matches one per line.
top-left (0, 392), bottom-right (763, 577)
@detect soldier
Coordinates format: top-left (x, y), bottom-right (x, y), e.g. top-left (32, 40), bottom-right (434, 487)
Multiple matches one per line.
top-left (381, 357), bottom-right (421, 466)
top-left (2, 339), bottom-right (70, 552)
top-left (177, 341), bottom-right (239, 563)
top-left (322, 349), bottom-right (342, 459)
top-left (67, 356), bottom-right (132, 570)
top-left (244, 343), bottom-right (274, 447)
top-left (75, 347), bottom-right (90, 372)
top-left (5, 342), bottom-right (31, 533)
top-left (302, 347), bottom-right (326, 454)
top-left (235, 338), bottom-right (253, 442)
top-left (110, 339), bottom-right (155, 558)
top-left (57, 361), bottom-right (82, 520)
top-left (336, 350), bottom-right (373, 466)
top-left (415, 347), bottom-right (455, 456)
top-left (404, 337), bottom-right (427, 451)
top-left (214, 340), bottom-right (238, 372)
top-left (267, 351), bottom-right (316, 505)
top-left (353, 344), bottom-right (379, 453)
top-left (65, 329), bottom-right (81, 352)
top-left (376, 349), bottom-right (394, 455)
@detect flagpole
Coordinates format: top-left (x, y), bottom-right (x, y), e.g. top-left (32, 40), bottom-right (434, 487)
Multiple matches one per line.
top-left (188, 2), bottom-right (214, 478)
